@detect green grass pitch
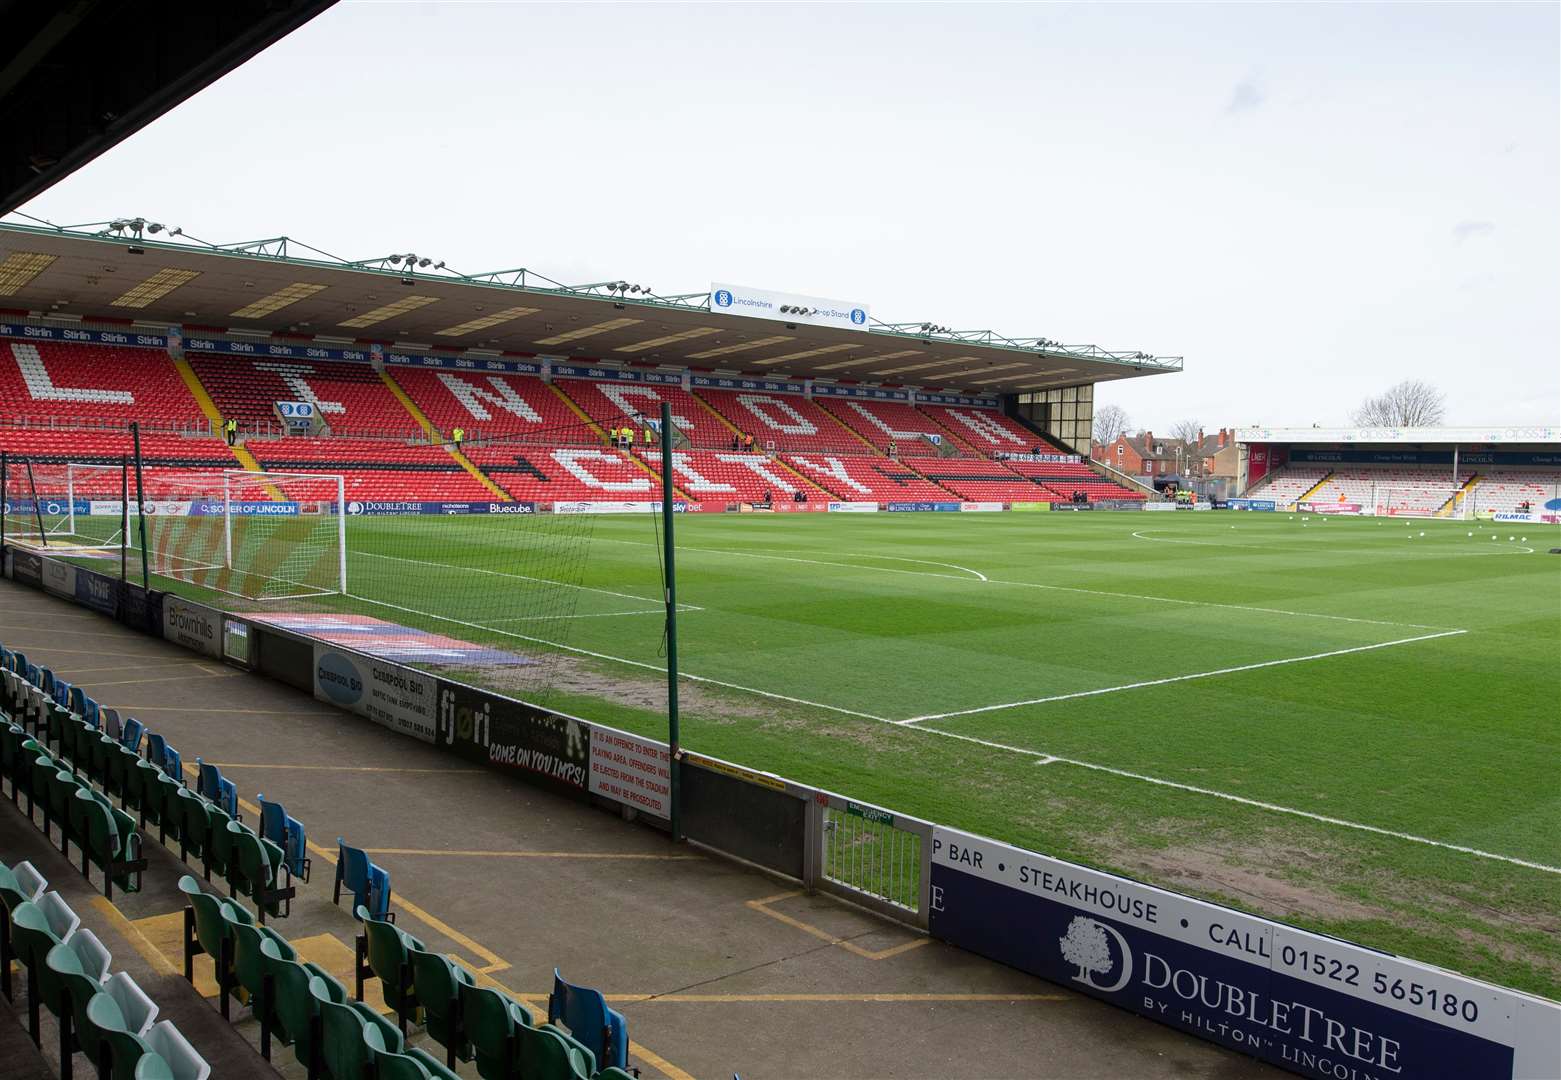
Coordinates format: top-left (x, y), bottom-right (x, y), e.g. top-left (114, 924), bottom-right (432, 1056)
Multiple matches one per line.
top-left (120, 509), bottom-right (1561, 996)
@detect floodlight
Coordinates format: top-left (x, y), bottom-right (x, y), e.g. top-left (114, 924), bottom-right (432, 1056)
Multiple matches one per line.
top-left (389, 255), bottom-right (403, 265)
top-left (418, 258), bottom-right (431, 267)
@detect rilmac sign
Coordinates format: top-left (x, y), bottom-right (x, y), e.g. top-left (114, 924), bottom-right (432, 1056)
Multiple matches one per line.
top-left (927, 827), bottom-right (1558, 1079)
top-left (710, 282), bottom-right (869, 333)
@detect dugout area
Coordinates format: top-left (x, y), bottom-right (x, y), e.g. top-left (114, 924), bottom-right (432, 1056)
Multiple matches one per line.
top-left (0, 580), bottom-right (1281, 1079)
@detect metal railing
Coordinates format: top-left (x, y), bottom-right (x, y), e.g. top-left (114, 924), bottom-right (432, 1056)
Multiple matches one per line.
top-left (811, 792), bottom-right (933, 926)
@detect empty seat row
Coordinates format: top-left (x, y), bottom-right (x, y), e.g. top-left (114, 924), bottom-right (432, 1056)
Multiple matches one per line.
top-left (1, 858), bottom-right (209, 1079)
top-left (1, 651), bottom-right (299, 920)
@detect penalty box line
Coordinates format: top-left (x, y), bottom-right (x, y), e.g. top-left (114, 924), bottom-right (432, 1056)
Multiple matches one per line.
top-left (898, 629), bottom-right (1469, 724)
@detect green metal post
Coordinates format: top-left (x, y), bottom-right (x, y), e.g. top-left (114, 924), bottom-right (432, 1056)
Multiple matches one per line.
top-left (131, 423), bottom-right (150, 587)
top-left (661, 402), bottom-right (681, 842)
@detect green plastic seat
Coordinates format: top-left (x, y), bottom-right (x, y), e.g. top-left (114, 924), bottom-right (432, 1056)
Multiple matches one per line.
top-left (71, 787), bottom-right (143, 897)
top-left (407, 943), bottom-right (475, 1062)
top-left (203, 801), bottom-right (235, 880)
top-left (230, 821), bottom-right (289, 919)
top-left (174, 788), bottom-right (210, 863)
top-left (256, 938), bottom-right (332, 1068)
top-left (123, 760), bottom-right (157, 825)
top-left (358, 905), bottom-right (424, 1028)
top-left (311, 974), bottom-right (403, 1080)
top-left (459, 981), bottom-right (534, 1080)
top-left (40, 940), bottom-right (99, 1066)
top-left (132, 1052), bottom-right (174, 1080)
top-left (229, 907), bottom-right (294, 1014)
top-left (47, 767), bottom-right (83, 851)
top-left (83, 991), bottom-right (151, 1080)
top-left (89, 732), bottom-right (118, 794)
top-left (374, 1048), bottom-right (435, 1080)
top-left (376, 1045), bottom-right (463, 1079)
top-left (176, 876), bottom-right (244, 1016)
top-left (17, 738), bottom-right (48, 812)
top-left (151, 772), bottom-right (183, 843)
top-left (596, 1069), bottom-right (639, 1080)
top-left (516, 1023), bottom-right (594, 1080)
top-left (106, 744), bottom-right (140, 803)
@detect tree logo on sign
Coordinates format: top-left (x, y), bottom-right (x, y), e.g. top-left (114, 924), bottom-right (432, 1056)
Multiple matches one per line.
top-left (1059, 915), bottom-right (1132, 992)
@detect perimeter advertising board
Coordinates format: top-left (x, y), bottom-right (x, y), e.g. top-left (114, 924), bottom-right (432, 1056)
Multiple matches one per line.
top-left (73, 568), bottom-right (118, 617)
top-left (313, 645), bottom-right (437, 744)
top-left (435, 680), bottom-right (590, 794)
top-left (163, 597), bottom-right (224, 658)
top-left (928, 827), bottom-right (1559, 1080)
top-left (9, 548), bottom-right (42, 585)
top-left (588, 729), bottom-right (671, 819)
top-left (828, 502), bottom-right (879, 513)
top-left (41, 558), bottom-right (76, 600)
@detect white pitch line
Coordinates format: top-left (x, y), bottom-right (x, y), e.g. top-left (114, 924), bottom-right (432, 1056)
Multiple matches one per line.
top-left (343, 593), bottom-right (893, 723)
top-left (847, 553), bottom-right (988, 581)
top-left (356, 549), bottom-right (703, 610)
top-left (1045, 753), bottom-right (1561, 876)
top-left (590, 535), bottom-right (1447, 631)
top-left (488, 608), bottom-right (672, 622)
top-left (899, 630), bottom-right (1469, 724)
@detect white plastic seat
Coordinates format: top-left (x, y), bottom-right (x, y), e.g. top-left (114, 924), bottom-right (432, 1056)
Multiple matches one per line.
top-left (67, 927), bottom-right (112, 982)
top-left (143, 1021), bottom-right (210, 1080)
top-left (13, 860), bottom-right (47, 902)
top-left (37, 890), bottom-right (79, 942)
top-left (105, 971), bottom-right (159, 1035)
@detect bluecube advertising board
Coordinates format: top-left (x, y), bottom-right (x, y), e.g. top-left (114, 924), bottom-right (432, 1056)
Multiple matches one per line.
top-left (927, 827), bottom-right (1559, 1080)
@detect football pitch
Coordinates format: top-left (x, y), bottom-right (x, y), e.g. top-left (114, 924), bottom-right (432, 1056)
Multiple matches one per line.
top-left (165, 510), bottom-right (1561, 997)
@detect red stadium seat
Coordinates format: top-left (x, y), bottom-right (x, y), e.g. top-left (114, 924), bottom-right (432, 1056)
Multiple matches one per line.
top-left (694, 389), bottom-right (867, 454)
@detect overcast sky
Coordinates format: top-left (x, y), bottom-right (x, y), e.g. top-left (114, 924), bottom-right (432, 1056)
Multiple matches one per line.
top-left (15, 2), bottom-right (1559, 431)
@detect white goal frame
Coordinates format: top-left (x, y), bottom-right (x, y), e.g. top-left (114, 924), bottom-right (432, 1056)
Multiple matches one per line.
top-left (1372, 486), bottom-right (1468, 520)
top-left (129, 468), bottom-right (347, 601)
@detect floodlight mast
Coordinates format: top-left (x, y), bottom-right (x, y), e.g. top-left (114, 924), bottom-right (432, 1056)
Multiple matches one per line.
top-left (661, 401), bottom-right (682, 843)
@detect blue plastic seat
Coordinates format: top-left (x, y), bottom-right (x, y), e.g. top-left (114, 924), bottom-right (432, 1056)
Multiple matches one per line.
top-left (547, 968), bottom-right (627, 1072)
top-left (120, 717), bottom-right (144, 755)
top-left (195, 759), bottom-right (237, 819)
top-left (334, 839), bottom-right (391, 920)
top-left (258, 795), bottom-right (310, 881)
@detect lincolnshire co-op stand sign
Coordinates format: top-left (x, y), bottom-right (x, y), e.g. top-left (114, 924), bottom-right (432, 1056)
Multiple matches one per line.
top-left (709, 282), bottom-right (870, 333)
top-left (927, 828), bottom-right (1559, 1080)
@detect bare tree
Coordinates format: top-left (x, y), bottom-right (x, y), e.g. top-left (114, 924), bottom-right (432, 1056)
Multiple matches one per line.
top-left (1093, 403), bottom-right (1130, 446)
top-left (1169, 418), bottom-right (1202, 446)
top-left (1350, 380), bottom-right (1446, 427)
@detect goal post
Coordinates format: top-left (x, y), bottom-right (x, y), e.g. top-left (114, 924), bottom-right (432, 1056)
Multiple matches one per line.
top-left (0, 457), bottom-right (126, 552)
top-left (131, 468), bottom-right (347, 601)
top-left (1372, 486), bottom-right (1469, 520)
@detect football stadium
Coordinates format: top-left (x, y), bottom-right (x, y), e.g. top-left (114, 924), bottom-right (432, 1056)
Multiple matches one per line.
top-left (0, 5), bottom-right (1556, 1080)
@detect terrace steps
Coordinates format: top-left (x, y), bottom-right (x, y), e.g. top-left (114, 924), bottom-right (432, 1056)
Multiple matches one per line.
top-left (1295, 470), bottom-right (1336, 504)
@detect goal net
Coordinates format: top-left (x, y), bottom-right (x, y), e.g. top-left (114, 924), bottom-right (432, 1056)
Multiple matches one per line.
top-left (134, 469), bottom-right (346, 601)
top-left (1372, 486), bottom-right (1468, 520)
top-left (0, 461), bottom-right (127, 552)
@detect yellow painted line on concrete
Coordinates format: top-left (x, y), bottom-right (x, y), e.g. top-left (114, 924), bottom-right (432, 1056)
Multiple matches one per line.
top-left (112, 705), bottom-right (342, 716)
top-left (178, 770), bottom-right (513, 977)
top-left (746, 891), bottom-right (931, 961)
top-left (362, 848), bottom-right (702, 861)
top-left (483, 982), bottom-right (693, 1080)
top-left (92, 897), bottom-right (179, 978)
top-left (78, 670), bottom-right (242, 688)
top-left (292, 932), bottom-right (390, 1014)
top-left (625, 992), bottom-right (1071, 1003)
top-left (296, 831), bottom-right (511, 976)
top-left (629, 1038), bottom-right (697, 1080)
top-left (206, 764), bottom-right (481, 774)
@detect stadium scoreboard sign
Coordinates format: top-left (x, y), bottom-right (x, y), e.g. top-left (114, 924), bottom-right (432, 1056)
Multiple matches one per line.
top-left (709, 282), bottom-right (869, 333)
top-left (928, 827), bottom-right (1559, 1080)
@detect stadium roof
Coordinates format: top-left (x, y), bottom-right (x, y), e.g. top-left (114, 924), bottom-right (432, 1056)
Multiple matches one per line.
top-left (0, 217), bottom-right (1181, 397)
top-left (1236, 426), bottom-right (1559, 445)
top-left (0, 2), bottom-right (338, 214)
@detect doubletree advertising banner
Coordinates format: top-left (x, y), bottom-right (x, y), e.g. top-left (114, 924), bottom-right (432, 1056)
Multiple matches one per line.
top-left (927, 827), bottom-right (1559, 1079)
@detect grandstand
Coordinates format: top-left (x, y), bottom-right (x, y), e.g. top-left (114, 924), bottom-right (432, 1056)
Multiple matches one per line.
top-left (1236, 427), bottom-right (1560, 519)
